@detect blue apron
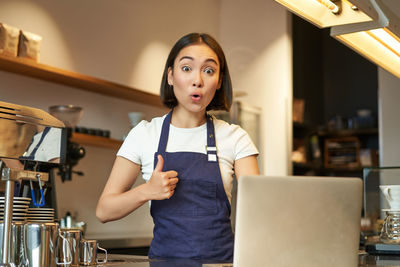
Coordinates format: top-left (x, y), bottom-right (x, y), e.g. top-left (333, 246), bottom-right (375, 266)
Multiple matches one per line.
top-left (148, 112), bottom-right (234, 261)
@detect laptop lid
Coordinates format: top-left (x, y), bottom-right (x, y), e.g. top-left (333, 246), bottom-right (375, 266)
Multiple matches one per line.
top-left (233, 175), bottom-right (362, 267)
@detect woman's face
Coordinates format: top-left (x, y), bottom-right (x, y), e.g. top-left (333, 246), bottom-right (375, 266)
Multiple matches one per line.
top-left (168, 43), bottom-right (221, 115)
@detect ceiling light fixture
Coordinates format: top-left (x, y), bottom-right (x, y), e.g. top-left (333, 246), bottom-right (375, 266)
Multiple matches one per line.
top-left (274, 0), bottom-right (372, 28)
top-left (316, 0), bottom-right (340, 14)
top-left (331, 0), bottom-right (400, 78)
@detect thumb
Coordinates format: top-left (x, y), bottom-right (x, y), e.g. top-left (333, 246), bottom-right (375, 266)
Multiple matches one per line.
top-left (154, 154), bottom-right (164, 172)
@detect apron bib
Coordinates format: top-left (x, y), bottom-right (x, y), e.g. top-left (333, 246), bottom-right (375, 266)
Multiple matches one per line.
top-left (148, 112), bottom-right (234, 261)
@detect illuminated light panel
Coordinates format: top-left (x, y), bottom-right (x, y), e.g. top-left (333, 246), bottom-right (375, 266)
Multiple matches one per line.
top-left (335, 28), bottom-right (400, 78)
top-left (367, 28), bottom-right (400, 58)
top-left (275, 0), bottom-right (372, 28)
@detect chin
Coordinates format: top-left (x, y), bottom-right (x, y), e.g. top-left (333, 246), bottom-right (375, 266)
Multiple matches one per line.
top-left (185, 104), bottom-right (207, 113)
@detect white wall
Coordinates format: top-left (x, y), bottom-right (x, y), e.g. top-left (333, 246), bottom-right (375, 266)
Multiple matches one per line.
top-left (377, 68), bottom-right (400, 213)
top-left (219, 0), bottom-right (292, 175)
top-left (0, 0), bottom-right (221, 94)
top-left (0, 0), bottom-right (292, 239)
top-left (378, 68), bottom-right (400, 167)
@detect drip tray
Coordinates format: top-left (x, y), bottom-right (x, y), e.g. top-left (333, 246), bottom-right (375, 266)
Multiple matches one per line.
top-left (366, 243), bottom-right (400, 255)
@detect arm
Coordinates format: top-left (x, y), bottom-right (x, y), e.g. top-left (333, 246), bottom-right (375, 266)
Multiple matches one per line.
top-left (96, 155), bottom-right (178, 223)
top-left (234, 155), bottom-right (259, 180)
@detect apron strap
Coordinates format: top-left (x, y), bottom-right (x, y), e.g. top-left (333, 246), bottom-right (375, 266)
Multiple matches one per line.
top-left (156, 111), bottom-right (172, 154)
top-left (21, 126), bottom-right (51, 160)
top-left (206, 114), bottom-right (218, 162)
top-left (156, 112), bottom-right (216, 156)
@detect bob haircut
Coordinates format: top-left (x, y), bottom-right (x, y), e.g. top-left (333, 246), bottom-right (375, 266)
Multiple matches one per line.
top-left (160, 33), bottom-right (233, 111)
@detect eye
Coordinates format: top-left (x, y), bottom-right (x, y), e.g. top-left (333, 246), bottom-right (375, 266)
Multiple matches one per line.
top-left (181, 66), bottom-right (191, 72)
top-left (204, 67), bottom-right (216, 75)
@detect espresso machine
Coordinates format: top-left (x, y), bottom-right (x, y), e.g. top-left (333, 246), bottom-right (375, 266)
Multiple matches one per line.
top-left (0, 100), bottom-right (66, 266)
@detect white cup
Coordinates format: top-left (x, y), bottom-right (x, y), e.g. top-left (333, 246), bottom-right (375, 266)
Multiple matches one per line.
top-left (380, 185), bottom-right (400, 210)
top-left (128, 112), bottom-right (144, 127)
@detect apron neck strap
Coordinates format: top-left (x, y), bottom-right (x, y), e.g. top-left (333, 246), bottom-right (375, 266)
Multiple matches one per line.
top-left (156, 111), bottom-right (215, 154)
top-left (156, 111), bottom-right (172, 154)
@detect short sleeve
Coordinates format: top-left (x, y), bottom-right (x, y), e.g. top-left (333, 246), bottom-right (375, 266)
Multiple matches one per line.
top-left (234, 127), bottom-right (259, 160)
top-left (117, 121), bottom-right (145, 165)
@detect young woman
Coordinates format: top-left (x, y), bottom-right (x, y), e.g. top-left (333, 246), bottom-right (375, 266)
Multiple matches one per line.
top-left (96, 33), bottom-right (259, 261)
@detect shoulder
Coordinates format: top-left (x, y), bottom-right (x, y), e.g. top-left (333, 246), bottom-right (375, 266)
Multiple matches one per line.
top-left (118, 114), bottom-right (167, 154)
top-left (212, 115), bottom-right (259, 159)
top-left (212, 116), bottom-right (247, 138)
top-left (127, 114), bottom-right (166, 137)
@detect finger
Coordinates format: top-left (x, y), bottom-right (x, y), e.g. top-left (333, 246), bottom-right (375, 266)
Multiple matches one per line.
top-left (165, 170), bottom-right (178, 178)
top-left (154, 154), bottom-right (164, 172)
top-left (168, 178), bottom-right (179, 185)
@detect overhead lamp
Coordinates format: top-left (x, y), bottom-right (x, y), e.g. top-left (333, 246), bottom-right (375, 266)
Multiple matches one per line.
top-left (331, 0), bottom-right (400, 78)
top-left (275, 0), bottom-right (373, 28)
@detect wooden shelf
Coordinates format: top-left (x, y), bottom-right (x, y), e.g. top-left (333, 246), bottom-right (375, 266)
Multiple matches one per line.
top-left (70, 133), bottom-right (122, 150)
top-left (0, 54), bottom-right (163, 108)
top-left (293, 161), bottom-right (366, 172)
top-left (317, 128), bottom-right (378, 137)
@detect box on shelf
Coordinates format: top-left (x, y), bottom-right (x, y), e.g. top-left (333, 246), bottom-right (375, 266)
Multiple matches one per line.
top-left (324, 137), bottom-right (360, 168)
top-left (18, 29), bottom-right (42, 62)
top-left (0, 23), bottom-right (20, 57)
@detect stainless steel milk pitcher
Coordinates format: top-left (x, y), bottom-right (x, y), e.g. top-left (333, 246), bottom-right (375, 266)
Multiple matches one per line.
top-left (79, 239), bottom-right (108, 265)
top-left (58, 228), bottom-right (82, 265)
top-left (0, 222), bottom-right (27, 266)
top-left (24, 222), bottom-right (72, 267)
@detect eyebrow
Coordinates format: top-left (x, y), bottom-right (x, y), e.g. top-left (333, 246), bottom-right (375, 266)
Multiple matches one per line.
top-left (178, 56), bottom-right (219, 65)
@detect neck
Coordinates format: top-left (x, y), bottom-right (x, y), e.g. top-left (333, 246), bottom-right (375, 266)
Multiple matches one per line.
top-left (171, 108), bottom-right (207, 128)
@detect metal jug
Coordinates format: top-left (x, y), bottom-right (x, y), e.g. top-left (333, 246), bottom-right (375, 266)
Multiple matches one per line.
top-left (24, 222), bottom-right (71, 267)
top-left (58, 228), bottom-right (82, 265)
top-left (79, 239), bottom-right (107, 265)
top-left (0, 222), bottom-right (26, 266)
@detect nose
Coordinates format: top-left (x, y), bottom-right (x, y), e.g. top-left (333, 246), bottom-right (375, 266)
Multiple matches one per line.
top-left (192, 71), bottom-right (203, 88)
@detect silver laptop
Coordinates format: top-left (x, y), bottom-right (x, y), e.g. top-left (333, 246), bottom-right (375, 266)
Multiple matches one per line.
top-left (205, 175), bottom-right (362, 267)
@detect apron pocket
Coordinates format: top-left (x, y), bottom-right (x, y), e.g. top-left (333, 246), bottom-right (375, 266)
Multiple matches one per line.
top-left (160, 179), bottom-right (218, 216)
top-left (192, 180), bottom-right (218, 216)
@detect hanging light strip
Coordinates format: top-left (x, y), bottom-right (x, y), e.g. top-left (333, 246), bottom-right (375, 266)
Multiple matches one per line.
top-left (366, 28), bottom-right (400, 58)
top-left (274, 0), bottom-right (372, 28)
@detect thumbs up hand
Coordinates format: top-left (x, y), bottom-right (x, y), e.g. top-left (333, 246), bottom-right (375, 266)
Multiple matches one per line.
top-left (146, 154), bottom-right (179, 200)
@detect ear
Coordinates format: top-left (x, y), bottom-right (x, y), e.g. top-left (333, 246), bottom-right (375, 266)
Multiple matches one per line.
top-left (167, 67), bottom-right (173, 86)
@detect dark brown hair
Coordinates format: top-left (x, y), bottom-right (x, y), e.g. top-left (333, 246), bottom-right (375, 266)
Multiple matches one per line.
top-left (160, 33), bottom-right (233, 111)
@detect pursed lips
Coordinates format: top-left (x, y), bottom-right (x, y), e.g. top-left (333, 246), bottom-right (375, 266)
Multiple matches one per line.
top-left (190, 93), bottom-right (202, 101)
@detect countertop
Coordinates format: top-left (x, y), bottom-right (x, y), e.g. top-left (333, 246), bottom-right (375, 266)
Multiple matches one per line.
top-left (98, 254), bottom-right (227, 267)
top-left (99, 252), bottom-right (400, 267)
top-left (97, 237), bottom-right (152, 249)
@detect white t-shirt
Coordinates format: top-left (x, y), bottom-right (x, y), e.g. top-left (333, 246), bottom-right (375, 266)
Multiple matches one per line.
top-left (23, 127), bottom-right (62, 162)
top-left (117, 114), bottom-right (258, 203)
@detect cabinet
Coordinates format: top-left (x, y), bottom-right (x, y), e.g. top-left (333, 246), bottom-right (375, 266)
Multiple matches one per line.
top-left (293, 126), bottom-right (378, 177)
top-left (291, 14), bottom-right (378, 177)
top-left (324, 136), bottom-right (360, 168)
top-left (0, 54), bottom-right (163, 148)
